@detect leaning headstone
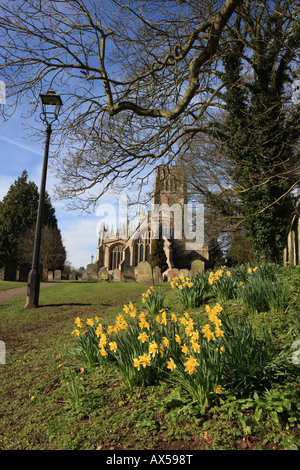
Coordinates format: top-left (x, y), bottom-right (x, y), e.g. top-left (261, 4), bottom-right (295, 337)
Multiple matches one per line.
top-left (54, 270), bottom-right (62, 281)
top-left (153, 266), bottom-right (163, 283)
top-left (190, 259), bottom-right (205, 277)
top-left (42, 268), bottom-right (48, 282)
top-left (98, 267), bottom-right (109, 282)
top-left (0, 267), bottom-right (4, 281)
top-left (48, 271), bottom-right (54, 281)
top-left (86, 263), bottom-right (98, 282)
top-left (137, 261), bottom-right (153, 285)
top-left (19, 263), bottom-right (32, 282)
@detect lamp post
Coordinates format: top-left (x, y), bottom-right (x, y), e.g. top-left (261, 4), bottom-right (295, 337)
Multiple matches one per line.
top-left (25, 89), bottom-right (62, 309)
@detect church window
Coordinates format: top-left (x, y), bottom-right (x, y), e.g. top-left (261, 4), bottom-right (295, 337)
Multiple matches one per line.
top-left (134, 232), bottom-right (151, 266)
top-left (110, 244), bottom-right (124, 270)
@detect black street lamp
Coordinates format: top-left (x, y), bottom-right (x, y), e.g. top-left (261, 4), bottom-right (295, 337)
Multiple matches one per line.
top-left (25, 89), bottom-right (62, 308)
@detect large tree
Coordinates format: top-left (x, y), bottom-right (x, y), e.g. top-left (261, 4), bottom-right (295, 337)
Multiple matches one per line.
top-left (0, 170), bottom-right (66, 268)
top-left (0, 1), bottom-right (299, 262)
top-left (0, 0), bottom-right (242, 211)
top-left (182, 1), bottom-right (300, 262)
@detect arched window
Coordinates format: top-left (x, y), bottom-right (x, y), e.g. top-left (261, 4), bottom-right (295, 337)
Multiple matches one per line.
top-left (110, 244), bottom-right (124, 270)
top-left (134, 232), bottom-right (151, 266)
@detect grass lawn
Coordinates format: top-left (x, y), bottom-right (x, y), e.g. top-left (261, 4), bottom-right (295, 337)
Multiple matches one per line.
top-left (0, 281), bottom-right (27, 291)
top-left (0, 273), bottom-right (299, 451)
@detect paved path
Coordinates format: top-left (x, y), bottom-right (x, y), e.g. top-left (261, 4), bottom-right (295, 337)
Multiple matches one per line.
top-left (0, 283), bottom-right (59, 304)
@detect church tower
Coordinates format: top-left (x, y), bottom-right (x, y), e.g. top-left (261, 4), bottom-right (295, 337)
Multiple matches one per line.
top-left (152, 164), bottom-right (187, 208)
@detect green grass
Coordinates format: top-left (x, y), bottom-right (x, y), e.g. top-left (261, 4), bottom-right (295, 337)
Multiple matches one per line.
top-left (0, 276), bottom-right (299, 450)
top-left (0, 281), bottom-right (27, 291)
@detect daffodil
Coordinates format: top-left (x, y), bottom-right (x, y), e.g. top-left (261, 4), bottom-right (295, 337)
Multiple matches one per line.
top-left (191, 342), bottom-right (200, 353)
top-left (133, 358), bottom-right (141, 371)
top-left (203, 329), bottom-right (215, 342)
top-left (175, 334), bottom-right (181, 344)
top-left (181, 344), bottom-right (189, 355)
top-left (139, 353), bottom-right (151, 368)
top-left (71, 329), bottom-right (81, 336)
top-left (138, 332), bottom-right (149, 343)
top-left (149, 341), bottom-right (158, 357)
top-left (163, 337), bottom-right (169, 347)
top-left (123, 304), bottom-right (130, 314)
top-left (184, 356), bottom-right (199, 375)
top-left (74, 317), bottom-right (84, 328)
top-left (167, 358), bottom-right (176, 371)
top-left (109, 342), bottom-right (117, 352)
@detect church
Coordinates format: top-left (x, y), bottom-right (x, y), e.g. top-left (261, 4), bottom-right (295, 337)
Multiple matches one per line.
top-left (96, 164), bottom-right (209, 281)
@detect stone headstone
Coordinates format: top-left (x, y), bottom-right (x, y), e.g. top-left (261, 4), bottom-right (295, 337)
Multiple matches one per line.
top-left (153, 266), bottom-right (163, 283)
top-left (179, 269), bottom-right (189, 279)
top-left (42, 268), bottom-right (48, 282)
top-left (86, 263), bottom-right (98, 282)
top-left (4, 263), bottom-right (18, 281)
top-left (137, 261), bottom-right (153, 285)
top-left (168, 268), bottom-right (179, 282)
top-left (82, 272), bottom-right (88, 281)
top-left (19, 263), bottom-right (31, 282)
top-left (112, 268), bottom-right (122, 282)
top-left (190, 259), bottom-right (205, 277)
top-left (98, 267), bottom-right (109, 282)
top-left (0, 267), bottom-right (4, 281)
top-left (48, 271), bottom-right (53, 281)
top-left (122, 266), bottom-right (136, 282)
top-left (54, 269), bottom-right (62, 281)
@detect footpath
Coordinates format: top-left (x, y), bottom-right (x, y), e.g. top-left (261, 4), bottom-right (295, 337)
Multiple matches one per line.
top-left (0, 283), bottom-right (59, 304)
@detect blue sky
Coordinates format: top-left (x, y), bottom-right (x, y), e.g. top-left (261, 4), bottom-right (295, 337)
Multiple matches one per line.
top-left (0, 103), bottom-right (154, 270)
top-left (0, 107), bottom-right (106, 269)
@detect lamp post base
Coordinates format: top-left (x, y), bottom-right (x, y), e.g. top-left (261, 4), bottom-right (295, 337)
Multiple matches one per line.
top-left (25, 267), bottom-right (40, 309)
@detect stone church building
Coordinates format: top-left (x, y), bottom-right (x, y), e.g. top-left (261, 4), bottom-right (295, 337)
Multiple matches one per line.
top-left (96, 164), bottom-right (209, 281)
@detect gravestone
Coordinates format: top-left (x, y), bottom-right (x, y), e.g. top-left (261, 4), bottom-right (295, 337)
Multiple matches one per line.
top-left (54, 269), bottom-right (62, 281)
top-left (179, 269), bottom-right (189, 279)
top-left (190, 259), bottom-right (205, 277)
top-left (48, 271), bottom-right (53, 281)
top-left (4, 263), bottom-right (17, 281)
top-left (112, 268), bottom-right (122, 282)
top-left (122, 266), bottom-right (136, 282)
top-left (86, 263), bottom-right (98, 282)
top-left (98, 267), bottom-right (109, 282)
top-left (168, 268), bottom-right (179, 281)
top-left (137, 261), bottom-right (153, 285)
top-left (42, 268), bottom-right (48, 282)
top-left (153, 266), bottom-right (163, 283)
top-left (19, 263), bottom-right (31, 282)
top-left (0, 267), bottom-right (4, 281)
